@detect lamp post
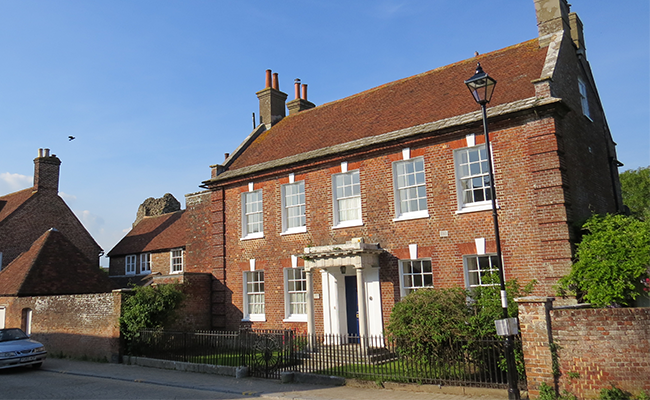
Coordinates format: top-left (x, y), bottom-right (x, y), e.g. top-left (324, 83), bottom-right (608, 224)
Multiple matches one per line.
top-left (465, 63), bottom-right (520, 400)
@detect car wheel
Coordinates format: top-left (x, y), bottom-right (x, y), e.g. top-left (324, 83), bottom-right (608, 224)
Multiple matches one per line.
top-left (32, 362), bottom-right (43, 369)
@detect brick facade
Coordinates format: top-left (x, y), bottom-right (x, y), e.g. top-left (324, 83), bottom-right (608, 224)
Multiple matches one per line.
top-left (0, 292), bottom-right (123, 362)
top-left (199, 0), bottom-right (622, 333)
top-left (517, 297), bottom-right (650, 398)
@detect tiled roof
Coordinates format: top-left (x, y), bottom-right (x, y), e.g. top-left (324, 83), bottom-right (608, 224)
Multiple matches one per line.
top-left (0, 188), bottom-right (34, 225)
top-left (107, 211), bottom-right (187, 257)
top-left (0, 229), bottom-right (112, 296)
top-left (226, 38), bottom-right (548, 173)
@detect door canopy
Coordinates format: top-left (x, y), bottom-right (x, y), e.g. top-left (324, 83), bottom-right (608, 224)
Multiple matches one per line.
top-left (300, 238), bottom-right (382, 271)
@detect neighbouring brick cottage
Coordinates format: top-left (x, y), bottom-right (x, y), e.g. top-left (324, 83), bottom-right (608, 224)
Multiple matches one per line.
top-left (107, 192), bottom-right (214, 331)
top-left (0, 148), bottom-right (102, 271)
top-left (199, 0), bottom-right (623, 337)
top-left (0, 148), bottom-right (105, 334)
top-left (0, 228), bottom-right (120, 361)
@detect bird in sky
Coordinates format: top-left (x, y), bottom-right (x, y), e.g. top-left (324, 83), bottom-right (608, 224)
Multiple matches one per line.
top-left (68, 136), bottom-right (75, 141)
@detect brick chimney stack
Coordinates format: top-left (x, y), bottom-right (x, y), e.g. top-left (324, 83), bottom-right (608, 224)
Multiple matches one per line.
top-left (287, 78), bottom-right (316, 115)
top-left (535, 0), bottom-right (586, 54)
top-left (534, 0), bottom-right (571, 38)
top-left (33, 148), bottom-right (61, 194)
top-left (256, 69), bottom-right (288, 128)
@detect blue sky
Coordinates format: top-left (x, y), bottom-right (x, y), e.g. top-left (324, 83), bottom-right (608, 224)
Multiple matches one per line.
top-left (1, 0), bottom-right (648, 266)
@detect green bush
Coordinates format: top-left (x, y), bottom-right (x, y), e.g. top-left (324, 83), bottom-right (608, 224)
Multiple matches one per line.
top-left (386, 277), bottom-right (535, 354)
top-left (600, 386), bottom-right (632, 400)
top-left (120, 284), bottom-right (186, 341)
top-left (557, 214), bottom-right (650, 307)
top-left (386, 287), bottom-right (469, 358)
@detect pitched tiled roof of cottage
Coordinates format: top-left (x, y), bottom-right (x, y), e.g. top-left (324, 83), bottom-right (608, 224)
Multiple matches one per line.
top-left (107, 210), bottom-right (187, 257)
top-left (222, 38), bottom-right (548, 175)
top-left (0, 229), bottom-right (112, 296)
top-left (0, 188), bottom-right (34, 225)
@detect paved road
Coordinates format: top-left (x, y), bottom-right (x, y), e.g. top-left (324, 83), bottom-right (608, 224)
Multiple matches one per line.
top-left (0, 366), bottom-right (252, 399)
top-left (0, 358), bottom-right (507, 400)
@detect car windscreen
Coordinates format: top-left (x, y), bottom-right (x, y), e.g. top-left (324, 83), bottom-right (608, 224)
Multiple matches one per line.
top-left (0, 328), bottom-right (29, 342)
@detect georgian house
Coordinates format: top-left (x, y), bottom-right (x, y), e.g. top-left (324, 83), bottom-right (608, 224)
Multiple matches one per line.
top-left (199, 0), bottom-right (622, 335)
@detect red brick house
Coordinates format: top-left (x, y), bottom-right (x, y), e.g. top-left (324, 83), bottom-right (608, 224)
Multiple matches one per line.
top-left (0, 149), bottom-right (102, 270)
top-left (107, 191), bottom-right (215, 330)
top-left (199, 0), bottom-right (623, 336)
top-left (200, 0), bottom-right (623, 336)
top-left (108, 209), bottom-right (188, 287)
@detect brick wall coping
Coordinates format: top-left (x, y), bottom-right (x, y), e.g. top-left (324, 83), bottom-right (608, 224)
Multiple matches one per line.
top-left (552, 303), bottom-right (592, 310)
top-left (205, 96), bottom-right (564, 184)
top-left (514, 296), bottom-right (555, 304)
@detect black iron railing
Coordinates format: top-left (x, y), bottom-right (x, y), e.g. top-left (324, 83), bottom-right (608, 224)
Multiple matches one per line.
top-left (128, 330), bottom-right (526, 389)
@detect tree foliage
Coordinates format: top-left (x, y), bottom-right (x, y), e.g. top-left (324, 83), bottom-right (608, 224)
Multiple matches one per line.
top-left (557, 214), bottom-right (650, 307)
top-left (620, 167), bottom-right (650, 222)
top-left (120, 284), bottom-right (186, 341)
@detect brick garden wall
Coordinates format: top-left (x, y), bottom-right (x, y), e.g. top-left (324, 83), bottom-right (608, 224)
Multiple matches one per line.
top-left (0, 291), bottom-right (124, 363)
top-left (517, 297), bottom-right (650, 399)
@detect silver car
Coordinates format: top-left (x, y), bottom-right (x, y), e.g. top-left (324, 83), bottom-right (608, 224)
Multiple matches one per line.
top-left (0, 328), bottom-right (47, 369)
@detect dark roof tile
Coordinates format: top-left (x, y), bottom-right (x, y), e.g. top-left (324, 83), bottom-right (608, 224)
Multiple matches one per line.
top-left (107, 211), bottom-right (187, 257)
top-left (228, 39), bottom-right (547, 172)
top-left (0, 229), bottom-right (112, 296)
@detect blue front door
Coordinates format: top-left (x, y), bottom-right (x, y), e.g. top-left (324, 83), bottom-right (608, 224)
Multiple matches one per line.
top-left (344, 276), bottom-right (359, 341)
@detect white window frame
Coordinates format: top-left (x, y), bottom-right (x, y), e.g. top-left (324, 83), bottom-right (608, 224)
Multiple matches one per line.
top-left (454, 144), bottom-right (494, 213)
top-left (463, 254), bottom-right (500, 289)
top-left (242, 190), bottom-right (264, 239)
top-left (398, 259), bottom-right (434, 298)
top-left (281, 181), bottom-right (307, 234)
top-left (125, 255), bottom-right (136, 275)
top-left (170, 248), bottom-right (184, 274)
top-left (243, 270), bottom-right (265, 321)
top-left (393, 157), bottom-right (428, 221)
top-left (140, 253), bottom-right (151, 274)
top-left (22, 308), bottom-right (32, 335)
top-left (283, 267), bottom-right (307, 322)
top-left (332, 170), bottom-right (362, 228)
top-left (578, 78), bottom-right (591, 120)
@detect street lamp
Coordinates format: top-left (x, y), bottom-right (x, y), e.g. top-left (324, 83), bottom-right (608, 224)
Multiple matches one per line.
top-left (465, 63), bottom-right (520, 400)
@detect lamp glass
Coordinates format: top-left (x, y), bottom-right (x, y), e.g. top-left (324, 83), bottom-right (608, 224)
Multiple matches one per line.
top-left (465, 63), bottom-right (497, 104)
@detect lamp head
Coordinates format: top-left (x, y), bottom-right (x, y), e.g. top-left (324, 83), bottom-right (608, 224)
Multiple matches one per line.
top-left (464, 63), bottom-right (497, 105)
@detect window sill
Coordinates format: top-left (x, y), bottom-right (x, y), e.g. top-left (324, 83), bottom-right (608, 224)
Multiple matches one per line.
top-left (170, 270), bottom-right (184, 274)
top-left (242, 315), bottom-right (266, 322)
top-left (139, 271), bottom-right (151, 275)
top-left (332, 220), bottom-right (363, 229)
top-left (283, 316), bottom-right (308, 323)
top-left (456, 202), bottom-right (498, 214)
top-left (393, 211), bottom-right (429, 222)
top-left (281, 227), bottom-right (307, 236)
top-left (241, 233), bottom-right (264, 241)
